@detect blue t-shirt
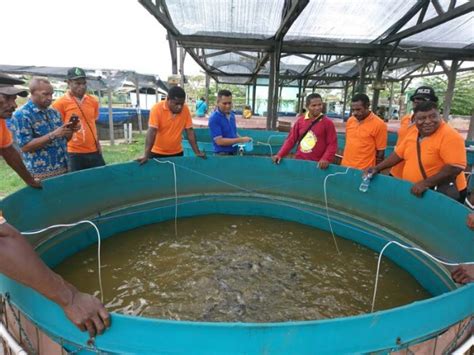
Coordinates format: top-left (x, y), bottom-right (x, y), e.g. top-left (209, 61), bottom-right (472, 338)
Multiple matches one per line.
top-left (195, 100), bottom-right (208, 117)
top-left (10, 100), bottom-right (69, 179)
top-left (208, 109), bottom-right (238, 153)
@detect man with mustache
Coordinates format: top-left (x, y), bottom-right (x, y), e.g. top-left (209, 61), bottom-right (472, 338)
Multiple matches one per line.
top-left (365, 101), bottom-right (467, 202)
top-left (10, 77), bottom-right (76, 179)
top-left (0, 74), bottom-right (110, 337)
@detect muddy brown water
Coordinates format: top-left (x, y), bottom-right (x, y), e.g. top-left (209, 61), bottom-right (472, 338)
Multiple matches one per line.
top-left (55, 215), bottom-right (430, 322)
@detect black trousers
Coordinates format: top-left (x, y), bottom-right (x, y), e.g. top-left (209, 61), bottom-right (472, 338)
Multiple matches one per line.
top-left (150, 151), bottom-right (184, 158)
top-left (69, 152), bottom-right (106, 172)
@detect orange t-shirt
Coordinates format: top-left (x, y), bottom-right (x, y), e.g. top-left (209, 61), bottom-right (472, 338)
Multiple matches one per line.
top-left (149, 101), bottom-right (193, 155)
top-left (391, 114), bottom-right (415, 178)
top-left (395, 121), bottom-right (467, 191)
top-left (52, 93), bottom-right (99, 153)
top-left (341, 112), bottom-right (387, 170)
top-left (0, 119), bottom-right (13, 148)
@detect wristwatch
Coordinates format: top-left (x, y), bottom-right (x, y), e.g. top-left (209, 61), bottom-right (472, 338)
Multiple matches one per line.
top-left (48, 133), bottom-right (56, 142)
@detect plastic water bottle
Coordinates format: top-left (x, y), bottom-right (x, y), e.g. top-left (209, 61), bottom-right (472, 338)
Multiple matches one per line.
top-left (359, 173), bottom-right (373, 193)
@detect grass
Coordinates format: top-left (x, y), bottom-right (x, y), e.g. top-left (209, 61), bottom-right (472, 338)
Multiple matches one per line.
top-left (0, 134), bottom-right (146, 198)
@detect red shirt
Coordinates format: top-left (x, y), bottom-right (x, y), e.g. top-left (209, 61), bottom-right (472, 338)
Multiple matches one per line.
top-left (277, 115), bottom-right (338, 162)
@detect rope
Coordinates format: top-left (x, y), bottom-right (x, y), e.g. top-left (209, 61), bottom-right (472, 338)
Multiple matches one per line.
top-left (322, 168), bottom-right (350, 255)
top-left (153, 159), bottom-right (178, 236)
top-left (22, 220), bottom-right (104, 302)
top-left (255, 141), bottom-right (273, 156)
top-left (371, 241), bottom-right (474, 312)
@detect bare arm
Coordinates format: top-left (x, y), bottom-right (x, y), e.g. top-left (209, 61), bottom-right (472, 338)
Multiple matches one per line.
top-left (21, 123), bottom-right (74, 153)
top-left (137, 127), bottom-right (157, 164)
top-left (185, 128), bottom-right (206, 158)
top-left (214, 136), bottom-right (250, 146)
top-left (0, 221), bottom-right (110, 336)
top-left (411, 165), bottom-right (463, 197)
top-left (0, 145), bottom-right (41, 188)
top-left (369, 152), bottom-right (403, 175)
top-left (376, 150), bottom-right (385, 165)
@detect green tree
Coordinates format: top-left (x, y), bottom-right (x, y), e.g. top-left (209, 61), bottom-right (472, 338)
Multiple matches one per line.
top-left (415, 72), bottom-right (474, 116)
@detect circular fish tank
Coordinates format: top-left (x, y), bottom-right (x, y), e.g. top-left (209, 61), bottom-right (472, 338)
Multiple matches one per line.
top-left (0, 157), bottom-right (472, 354)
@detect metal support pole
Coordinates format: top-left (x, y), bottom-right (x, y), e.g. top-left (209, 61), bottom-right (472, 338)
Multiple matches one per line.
top-left (467, 110), bottom-right (474, 141)
top-left (388, 81), bottom-right (395, 119)
top-left (372, 57), bottom-right (385, 111)
top-left (107, 87), bottom-right (114, 146)
top-left (297, 79), bottom-right (302, 113)
top-left (342, 81), bottom-right (349, 120)
top-left (252, 81), bottom-right (257, 114)
top-left (205, 73), bottom-right (210, 105)
top-left (357, 58), bottom-right (367, 93)
top-left (179, 47), bottom-right (186, 87)
top-left (135, 78), bottom-right (143, 133)
top-left (442, 60), bottom-right (459, 121)
top-left (155, 86), bottom-right (159, 103)
top-left (266, 42), bottom-right (281, 130)
top-left (168, 31), bottom-right (178, 75)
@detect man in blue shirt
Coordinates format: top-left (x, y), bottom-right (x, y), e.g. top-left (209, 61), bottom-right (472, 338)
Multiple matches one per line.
top-left (11, 77), bottom-right (77, 179)
top-left (195, 97), bottom-right (208, 117)
top-left (208, 89), bottom-right (251, 155)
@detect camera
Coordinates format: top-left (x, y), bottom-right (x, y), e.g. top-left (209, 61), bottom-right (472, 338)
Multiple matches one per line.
top-left (69, 114), bottom-right (80, 126)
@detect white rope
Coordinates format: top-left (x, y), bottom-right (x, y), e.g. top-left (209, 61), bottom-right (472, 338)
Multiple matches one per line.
top-left (322, 167), bottom-right (350, 255)
top-left (22, 220), bottom-right (104, 302)
top-left (153, 158), bottom-right (178, 237)
top-left (371, 240), bottom-right (474, 312)
top-left (255, 141), bottom-right (273, 156)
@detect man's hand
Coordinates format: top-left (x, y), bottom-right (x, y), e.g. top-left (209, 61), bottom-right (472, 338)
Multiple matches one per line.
top-left (272, 155), bottom-right (282, 164)
top-left (362, 167), bottom-right (377, 178)
top-left (195, 151), bottom-right (207, 159)
top-left (411, 180), bottom-right (429, 197)
top-left (136, 156), bottom-right (149, 165)
top-left (52, 123), bottom-right (74, 139)
top-left (27, 178), bottom-right (42, 189)
top-left (467, 213), bottom-right (474, 230)
top-left (318, 160), bottom-right (329, 170)
top-left (63, 287), bottom-right (111, 337)
top-left (451, 265), bottom-right (474, 285)
top-left (239, 136), bottom-right (251, 143)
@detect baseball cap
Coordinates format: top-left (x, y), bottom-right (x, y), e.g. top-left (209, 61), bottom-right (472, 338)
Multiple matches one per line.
top-left (410, 86), bottom-right (438, 102)
top-left (0, 73), bottom-right (28, 97)
top-left (67, 67), bottom-right (87, 80)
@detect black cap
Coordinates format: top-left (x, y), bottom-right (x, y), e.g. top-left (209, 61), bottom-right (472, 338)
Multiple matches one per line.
top-left (67, 67), bottom-right (86, 80)
top-left (410, 86), bottom-right (438, 102)
top-left (0, 73), bottom-right (28, 97)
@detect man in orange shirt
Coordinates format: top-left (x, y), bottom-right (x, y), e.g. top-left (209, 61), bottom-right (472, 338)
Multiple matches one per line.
top-left (138, 86), bottom-right (205, 164)
top-left (0, 74), bottom-right (40, 188)
top-left (341, 94), bottom-right (387, 170)
top-left (366, 101), bottom-right (467, 202)
top-left (53, 67), bottom-right (105, 171)
top-left (391, 86), bottom-right (438, 178)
